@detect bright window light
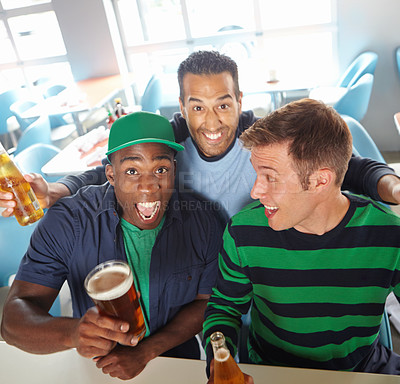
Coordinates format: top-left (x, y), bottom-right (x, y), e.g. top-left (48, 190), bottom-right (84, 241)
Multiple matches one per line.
top-left (0, 0), bottom-right (50, 10)
top-left (186, 0), bottom-right (255, 37)
top-left (8, 11), bottom-right (66, 60)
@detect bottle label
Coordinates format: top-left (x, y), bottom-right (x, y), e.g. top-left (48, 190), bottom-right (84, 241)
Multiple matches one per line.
top-left (27, 189), bottom-right (40, 210)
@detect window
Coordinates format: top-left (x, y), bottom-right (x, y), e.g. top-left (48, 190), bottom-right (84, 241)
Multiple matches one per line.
top-left (0, 1), bottom-right (73, 92)
top-left (112, 0), bottom-right (337, 98)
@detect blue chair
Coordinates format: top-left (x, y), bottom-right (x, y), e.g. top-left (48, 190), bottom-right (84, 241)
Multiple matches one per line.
top-left (0, 217), bottom-right (60, 316)
top-left (9, 99), bottom-right (40, 132)
top-left (10, 96), bottom-right (77, 147)
top-left (333, 73), bottom-right (374, 122)
top-left (0, 88), bottom-right (28, 149)
top-left (42, 83), bottom-right (67, 99)
top-left (0, 217), bottom-right (38, 287)
top-left (341, 115), bottom-right (385, 163)
top-left (380, 309), bottom-right (393, 350)
top-left (309, 52), bottom-right (377, 109)
top-left (14, 143), bottom-right (61, 183)
top-left (396, 47), bottom-right (400, 78)
top-left (337, 51), bottom-right (378, 88)
top-left (141, 75), bottom-right (162, 113)
top-left (14, 115), bottom-right (52, 156)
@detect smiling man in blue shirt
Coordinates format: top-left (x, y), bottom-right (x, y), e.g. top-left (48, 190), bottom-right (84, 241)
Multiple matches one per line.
top-left (1, 112), bottom-right (223, 380)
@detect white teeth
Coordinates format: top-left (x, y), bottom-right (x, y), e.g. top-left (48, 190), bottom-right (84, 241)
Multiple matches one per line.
top-left (264, 205), bottom-right (278, 210)
top-left (136, 201), bottom-right (160, 221)
top-left (204, 132), bottom-right (222, 140)
top-left (137, 202), bottom-right (158, 208)
top-left (138, 210), bottom-right (158, 221)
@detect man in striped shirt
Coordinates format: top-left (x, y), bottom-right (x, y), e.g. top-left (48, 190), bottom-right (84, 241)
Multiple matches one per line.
top-left (203, 98), bottom-right (400, 381)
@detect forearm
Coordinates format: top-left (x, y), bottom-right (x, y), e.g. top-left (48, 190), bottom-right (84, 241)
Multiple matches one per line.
top-left (343, 155), bottom-right (397, 201)
top-left (46, 182), bottom-right (71, 207)
top-left (138, 297), bottom-right (209, 361)
top-left (59, 165), bottom-right (107, 195)
top-left (1, 297), bottom-right (78, 354)
top-left (377, 174), bottom-right (400, 205)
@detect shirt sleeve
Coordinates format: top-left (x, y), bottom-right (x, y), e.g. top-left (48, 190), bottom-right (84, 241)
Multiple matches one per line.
top-left (58, 164), bottom-right (107, 195)
top-left (202, 222), bottom-right (253, 376)
top-left (15, 201), bottom-right (76, 290)
top-left (197, 208), bottom-right (224, 295)
top-left (342, 154), bottom-right (398, 202)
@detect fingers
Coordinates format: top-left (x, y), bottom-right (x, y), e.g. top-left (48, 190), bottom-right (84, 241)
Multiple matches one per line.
top-left (0, 191), bottom-right (16, 216)
top-left (95, 346), bottom-right (146, 380)
top-left (0, 173), bottom-right (44, 214)
top-left (1, 206), bottom-right (15, 217)
top-left (23, 173), bottom-right (35, 183)
top-left (76, 307), bottom-right (137, 359)
top-left (244, 373), bottom-right (255, 384)
top-left (77, 341), bottom-right (117, 359)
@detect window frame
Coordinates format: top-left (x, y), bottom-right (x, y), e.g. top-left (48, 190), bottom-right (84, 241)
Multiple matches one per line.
top-left (112, 0), bottom-right (338, 82)
top-left (0, 2), bottom-right (69, 84)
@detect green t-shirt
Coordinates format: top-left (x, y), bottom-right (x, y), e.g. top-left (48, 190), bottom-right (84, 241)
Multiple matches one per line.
top-left (120, 216), bottom-right (165, 337)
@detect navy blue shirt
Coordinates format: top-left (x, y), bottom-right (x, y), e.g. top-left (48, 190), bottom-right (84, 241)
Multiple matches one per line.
top-left (16, 183), bottom-right (223, 355)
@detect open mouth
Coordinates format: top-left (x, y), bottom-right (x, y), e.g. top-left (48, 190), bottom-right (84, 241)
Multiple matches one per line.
top-left (135, 201), bottom-right (161, 222)
top-left (264, 204), bottom-right (279, 219)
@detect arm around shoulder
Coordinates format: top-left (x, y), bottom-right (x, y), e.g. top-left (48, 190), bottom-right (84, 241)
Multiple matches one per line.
top-left (343, 155), bottom-right (400, 203)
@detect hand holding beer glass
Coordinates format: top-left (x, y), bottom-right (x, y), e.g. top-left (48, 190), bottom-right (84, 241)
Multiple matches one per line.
top-left (84, 260), bottom-right (146, 344)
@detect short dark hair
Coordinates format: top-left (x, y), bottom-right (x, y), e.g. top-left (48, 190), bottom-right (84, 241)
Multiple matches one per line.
top-left (177, 50), bottom-right (240, 102)
top-left (240, 98), bottom-right (353, 189)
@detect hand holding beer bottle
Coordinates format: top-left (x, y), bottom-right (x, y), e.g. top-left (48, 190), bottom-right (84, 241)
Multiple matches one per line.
top-left (208, 331), bottom-right (254, 384)
top-left (0, 142), bottom-right (44, 226)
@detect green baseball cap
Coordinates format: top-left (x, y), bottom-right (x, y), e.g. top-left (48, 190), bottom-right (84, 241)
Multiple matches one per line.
top-left (106, 111), bottom-right (184, 159)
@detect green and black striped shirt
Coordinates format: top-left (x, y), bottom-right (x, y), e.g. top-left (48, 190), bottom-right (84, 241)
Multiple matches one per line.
top-left (203, 193), bottom-right (400, 371)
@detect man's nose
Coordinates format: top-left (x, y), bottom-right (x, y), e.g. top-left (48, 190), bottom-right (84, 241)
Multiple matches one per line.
top-left (204, 109), bottom-right (220, 130)
top-left (138, 174), bottom-right (159, 193)
top-left (251, 177), bottom-right (267, 200)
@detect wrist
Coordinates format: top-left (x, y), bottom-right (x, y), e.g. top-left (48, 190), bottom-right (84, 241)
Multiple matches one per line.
top-left (47, 183), bottom-right (71, 207)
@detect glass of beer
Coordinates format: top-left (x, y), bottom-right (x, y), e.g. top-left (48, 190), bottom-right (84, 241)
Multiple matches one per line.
top-left (84, 260), bottom-right (146, 341)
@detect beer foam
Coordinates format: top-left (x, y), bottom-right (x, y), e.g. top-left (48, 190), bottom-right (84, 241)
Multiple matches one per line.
top-left (87, 264), bottom-right (133, 301)
top-left (215, 349), bottom-right (230, 362)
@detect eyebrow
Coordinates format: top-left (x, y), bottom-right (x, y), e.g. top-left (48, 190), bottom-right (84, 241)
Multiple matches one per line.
top-left (120, 154), bottom-right (173, 164)
top-left (187, 94), bottom-right (234, 104)
top-left (259, 165), bottom-right (278, 172)
top-left (250, 158), bottom-right (278, 173)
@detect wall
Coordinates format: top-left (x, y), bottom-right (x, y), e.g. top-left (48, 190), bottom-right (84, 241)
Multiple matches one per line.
top-left (337, 0), bottom-right (400, 152)
top-left (52, 0), bottom-right (119, 81)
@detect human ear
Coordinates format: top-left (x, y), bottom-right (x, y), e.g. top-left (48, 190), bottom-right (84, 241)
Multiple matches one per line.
top-left (315, 169), bottom-right (333, 189)
top-left (173, 159), bottom-right (177, 177)
top-left (237, 91), bottom-right (243, 112)
top-left (179, 98), bottom-right (186, 120)
top-left (105, 164), bottom-right (115, 186)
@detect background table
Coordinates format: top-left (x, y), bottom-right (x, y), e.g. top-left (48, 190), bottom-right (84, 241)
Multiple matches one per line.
top-left (23, 73), bottom-right (137, 136)
top-left (41, 126), bottom-right (109, 176)
top-left (0, 341), bottom-right (398, 384)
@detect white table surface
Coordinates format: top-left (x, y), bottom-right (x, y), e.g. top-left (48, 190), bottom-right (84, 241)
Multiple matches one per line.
top-left (0, 341), bottom-right (399, 384)
top-left (41, 126), bottom-right (109, 176)
top-left (308, 86), bottom-right (348, 106)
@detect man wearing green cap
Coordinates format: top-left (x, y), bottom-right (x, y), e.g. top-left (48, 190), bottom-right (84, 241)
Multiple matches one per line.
top-left (1, 112), bottom-right (223, 380)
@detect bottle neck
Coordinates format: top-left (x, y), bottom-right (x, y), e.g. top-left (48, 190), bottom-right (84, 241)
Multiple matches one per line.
top-left (210, 332), bottom-right (230, 362)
